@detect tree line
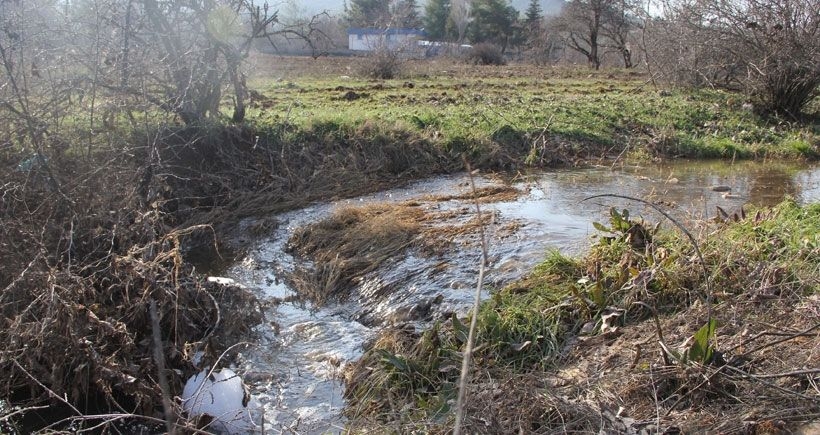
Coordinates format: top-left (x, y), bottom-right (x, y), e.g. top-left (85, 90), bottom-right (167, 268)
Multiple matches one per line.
top-left (343, 0), bottom-right (817, 117)
top-left (344, 0), bottom-right (635, 63)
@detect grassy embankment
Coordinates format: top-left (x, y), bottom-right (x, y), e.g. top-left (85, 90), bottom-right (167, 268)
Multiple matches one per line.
top-left (344, 199), bottom-right (820, 433)
top-left (1, 55), bottom-right (817, 431)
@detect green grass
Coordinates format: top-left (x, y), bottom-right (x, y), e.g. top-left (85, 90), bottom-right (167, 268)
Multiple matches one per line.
top-left (244, 69), bottom-right (819, 161)
top-left (17, 62), bottom-right (815, 165)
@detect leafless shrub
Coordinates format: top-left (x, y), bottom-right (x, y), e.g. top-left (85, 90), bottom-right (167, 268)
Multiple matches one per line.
top-left (551, 0), bottom-right (640, 69)
top-left (524, 27), bottom-right (567, 65)
top-left (360, 47), bottom-right (404, 79)
top-left (645, 0), bottom-right (819, 117)
top-left (467, 43), bottom-right (507, 65)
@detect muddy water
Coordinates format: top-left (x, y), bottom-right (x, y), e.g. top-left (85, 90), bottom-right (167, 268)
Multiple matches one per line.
top-left (223, 160), bottom-right (819, 434)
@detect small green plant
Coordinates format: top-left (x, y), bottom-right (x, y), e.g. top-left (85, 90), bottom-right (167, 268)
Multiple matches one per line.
top-left (593, 207), bottom-right (657, 250)
top-left (574, 276), bottom-right (606, 314)
top-left (593, 207), bottom-right (633, 236)
top-left (687, 318), bottom-right (718, 364)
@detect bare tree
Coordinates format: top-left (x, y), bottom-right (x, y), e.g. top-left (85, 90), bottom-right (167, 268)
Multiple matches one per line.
top-left (261, 11), bottom-right (338, 58)
top-left (0, 0), bottom-right (77, 192)
top-left (119, 0), bottom-right (282, 124)
top-left (553, 0), bottom-right (609, 69)
top-left (601, 0), bottom-right (639, 68)
top-left (450, 0), bottom-right (472, 44)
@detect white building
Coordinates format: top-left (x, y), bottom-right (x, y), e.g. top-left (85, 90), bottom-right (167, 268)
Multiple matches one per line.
top-left (348, 28), bottom-right (425, 52)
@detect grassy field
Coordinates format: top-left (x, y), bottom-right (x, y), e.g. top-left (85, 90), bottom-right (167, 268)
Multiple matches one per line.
top-left (245, 55), bottom-right (819, 162)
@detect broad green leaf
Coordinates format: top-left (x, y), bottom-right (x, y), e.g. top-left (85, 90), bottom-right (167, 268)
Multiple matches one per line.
top-left (688, 319), bottom-right (718, 363)
top-left (593, 221), bottom-right (611, 232)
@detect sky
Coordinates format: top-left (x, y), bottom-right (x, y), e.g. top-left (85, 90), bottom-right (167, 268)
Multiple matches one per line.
top-left (282, 0), bottom-right (565, 20)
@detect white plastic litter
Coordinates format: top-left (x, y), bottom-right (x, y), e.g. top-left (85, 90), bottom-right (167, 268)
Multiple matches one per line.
top-left (182, 368), bottom-right (259, 434)
top-left (207, 276), bottom-right (237, 286)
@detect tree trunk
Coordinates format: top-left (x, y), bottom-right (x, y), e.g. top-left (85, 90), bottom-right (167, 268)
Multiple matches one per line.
top-left (590, 37), bottom-right (600, 69)
top-left (622, 46), bottom-right (632, 68)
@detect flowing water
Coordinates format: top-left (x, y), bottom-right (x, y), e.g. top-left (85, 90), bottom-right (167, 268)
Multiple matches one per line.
top-left (217, 160), bottom-right (819, 434)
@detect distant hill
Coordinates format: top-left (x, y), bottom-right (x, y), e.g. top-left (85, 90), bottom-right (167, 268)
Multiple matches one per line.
top-left (288, 0), bottom-right (565, 19)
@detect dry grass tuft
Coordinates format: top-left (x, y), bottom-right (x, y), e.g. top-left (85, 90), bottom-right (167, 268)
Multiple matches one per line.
top-left (286, 204), bottom-right (425, 305)
top-left (284, 184), bottom-right (523, 306)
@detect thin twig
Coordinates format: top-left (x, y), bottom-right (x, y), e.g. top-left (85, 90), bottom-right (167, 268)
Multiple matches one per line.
top-left (453, 159), bottom-right (491, 435)
top-left (722, 365), bottom-right (820, 402)
top-left (150, 299), bottom-right (176, 435)
top-left (0, 405), bottom-right (49, 423)
top-left (12, 360), bottom-right (82, 416)
top-left (750, 368), bottom-right (820, 379)
top-left (632, 301), bottom-right (671, 365)
top-left (739, 322), bottom-right (820, 358)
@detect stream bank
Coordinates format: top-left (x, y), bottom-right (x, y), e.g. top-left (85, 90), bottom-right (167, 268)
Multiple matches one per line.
top-left (219, 160), bottom-right (819, 433)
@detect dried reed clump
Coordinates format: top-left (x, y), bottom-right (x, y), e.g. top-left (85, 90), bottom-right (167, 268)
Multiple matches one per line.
top-left (428, 185), bottom-right (519, 203)
top-left (286, 204), bottom-right (426, 305)
top-left (284, 183), bottom-right (524, 307)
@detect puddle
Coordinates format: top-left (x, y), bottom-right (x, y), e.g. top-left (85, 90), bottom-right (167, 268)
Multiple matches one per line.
top-left (222, 160), bottom-right (819, 434)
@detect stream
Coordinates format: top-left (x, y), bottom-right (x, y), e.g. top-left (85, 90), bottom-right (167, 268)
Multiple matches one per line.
top-left (214, 160), bottom-right (820, 434)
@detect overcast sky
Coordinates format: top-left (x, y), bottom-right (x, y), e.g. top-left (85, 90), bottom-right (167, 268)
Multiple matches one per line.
top-left (282, 0), bottom-right (565, 20)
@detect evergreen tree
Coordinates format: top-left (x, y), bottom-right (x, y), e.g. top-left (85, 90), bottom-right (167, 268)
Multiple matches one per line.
top-left (524, 0), bottom-right (544, 49)
top-left (346, 0), bottom-right (421, 28)
top-left (525, 0), bottom-right (543, 24)
top-left (346, 0), bottom-right (391, 27)
top-left (469, 0), bottom-right (519, 51)
top-left (423, 0), bottom-right (451, 40)
top-left (393, 0), bottom-right (422, 28)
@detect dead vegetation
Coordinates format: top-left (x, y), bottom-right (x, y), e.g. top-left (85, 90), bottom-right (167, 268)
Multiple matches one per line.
top-left (0, 118), bottom-right (481, 430)
top-left (346, 296), bottom-right (820, 435)
top-left (0, 140), bottom-right (264, 431)
top-left (284, 185), bottom-right (523, 307)
top-left (445, 292), bottom-right (820, 434)
top-left (286, 204), bottom-right (426, 305)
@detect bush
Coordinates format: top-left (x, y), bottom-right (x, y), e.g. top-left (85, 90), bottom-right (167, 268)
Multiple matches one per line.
top-left (645, 0), bottom-right (819, 118)
top-left (360, 47), bottom-right (403, 80)
top-left (467, 43), bottom-right (506, 66)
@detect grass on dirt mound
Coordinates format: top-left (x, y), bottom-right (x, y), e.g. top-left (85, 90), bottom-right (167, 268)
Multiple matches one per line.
top-left (284, 185), bottom-right (520, 306)
top-left (344, 199), bottom-right (820, 433)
